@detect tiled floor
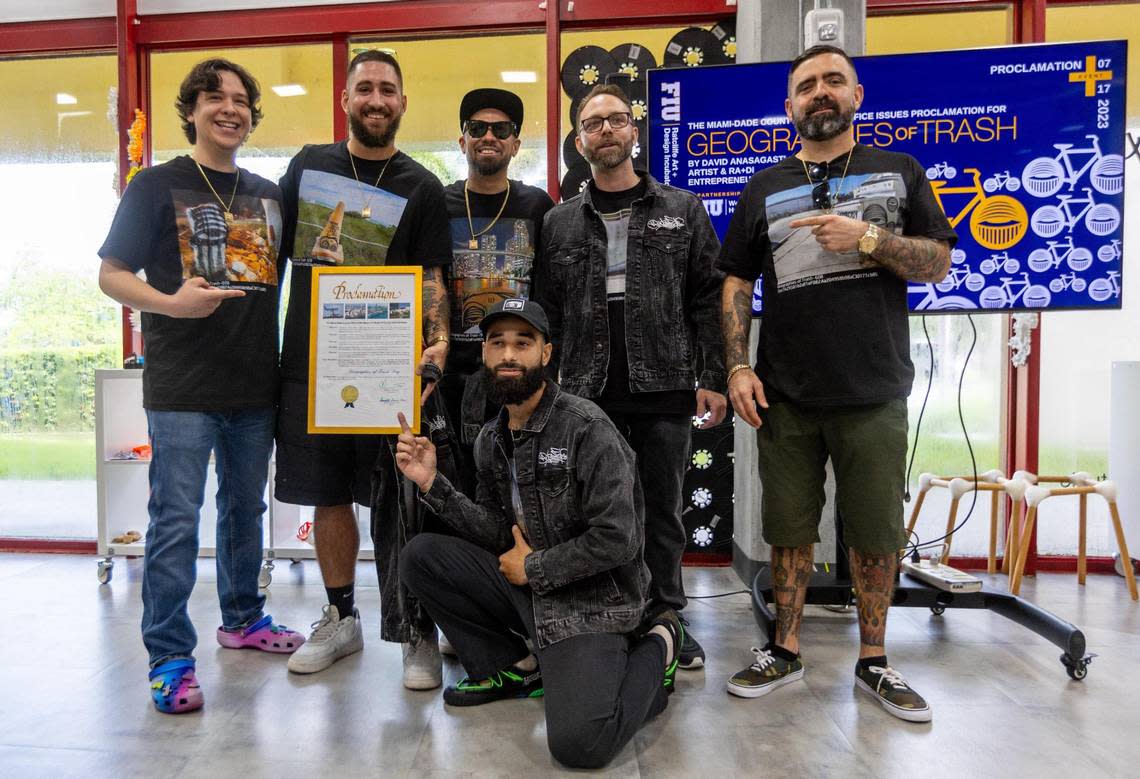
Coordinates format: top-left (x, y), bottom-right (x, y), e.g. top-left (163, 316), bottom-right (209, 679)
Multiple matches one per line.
top-left (1, 552), bottom-right (1137, 778)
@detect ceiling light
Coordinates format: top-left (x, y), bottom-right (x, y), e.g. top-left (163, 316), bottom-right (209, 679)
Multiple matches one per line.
top-left (56, 93), bottom-right (77, 105)
top-left (500, 71), bottom-right (537, 84)
top-left (271, 84), bottom-right (307, 97)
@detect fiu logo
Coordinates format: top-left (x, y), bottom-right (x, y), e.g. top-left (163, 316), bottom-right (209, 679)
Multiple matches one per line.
top-left (538, 447), bottom-right (568, 466)
top-left (648, 215), bottom-right (685, 231)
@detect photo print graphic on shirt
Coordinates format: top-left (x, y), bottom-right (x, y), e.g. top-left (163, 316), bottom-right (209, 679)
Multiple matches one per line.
top-left (292, 169), bottom-right (409, 266)
top-left (448, 216), bottom-right (537, 342)
top-left (173, 190), bottom-right (281, 290)
top-left (765, 172), bottom-right (908, 293)
top-left (598, 208), bottom-right (632, 302)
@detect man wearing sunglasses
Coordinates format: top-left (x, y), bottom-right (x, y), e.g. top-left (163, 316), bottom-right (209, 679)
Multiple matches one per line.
top-left (440, 89), bottom-right (554, 500)
top-left (535, 83), bottom-right (727, 674)
top-left (718, 45), bottom-right (956, 722)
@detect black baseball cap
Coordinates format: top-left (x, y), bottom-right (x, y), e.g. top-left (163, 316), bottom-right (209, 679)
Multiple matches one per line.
top-left (480, 298), bottom-right (550, 340)
top-left (460, 88), bottom-right (524, 132)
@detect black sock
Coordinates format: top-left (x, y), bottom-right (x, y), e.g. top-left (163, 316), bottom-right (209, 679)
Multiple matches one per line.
top-left (325, 584), bottom-right (355, 619)
top-left (858, 655), bottom-right (888, 672)
top-left (768, 643), bottom-right (799, 662)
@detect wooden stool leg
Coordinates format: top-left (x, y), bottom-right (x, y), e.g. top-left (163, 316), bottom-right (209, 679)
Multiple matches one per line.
top-left (1078, 493), bottom-right (1087, 586)
top-left (1011, 505), bottom-right (1038, 596)
top-left (1003, 500), bottom-right (1022, 577)
top-left (906, 490), bottom-right (927, 539)
top-left (988, 491), bottom-right (1000, 574)
top-left (1108, 501), bottom-right (1139, 601)
top-left (942, 497), bottom-right (960, 565)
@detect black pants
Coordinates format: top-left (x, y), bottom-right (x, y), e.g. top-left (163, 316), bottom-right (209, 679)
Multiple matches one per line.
top-left (601, 410), bottom-right (691, 610)
top-left (401, 533), bottom-right (669, 770)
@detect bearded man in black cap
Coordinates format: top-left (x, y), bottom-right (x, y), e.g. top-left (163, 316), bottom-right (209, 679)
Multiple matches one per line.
top-left (396, 298), bottom-right (680, 770)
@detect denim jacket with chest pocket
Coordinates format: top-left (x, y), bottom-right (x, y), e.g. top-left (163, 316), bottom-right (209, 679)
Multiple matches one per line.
top-left (419, 380), bottom-right (649, 648)
top-left (534, 174), bottom-right (727, 398)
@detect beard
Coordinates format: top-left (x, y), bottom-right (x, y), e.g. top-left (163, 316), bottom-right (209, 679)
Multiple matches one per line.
top-left (470, 146), bottom-right (511, 176)
top-left (582, 134), bottom-right (634, 170)
top-left (484, 361), bottom-right (546, 406)
top-left (794, 97), bottom-right (855, 142)
top-left (350, 110), bottom-right (401, 148)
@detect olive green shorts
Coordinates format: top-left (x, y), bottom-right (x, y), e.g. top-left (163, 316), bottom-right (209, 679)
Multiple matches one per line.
top-left (756, 400), bottom-right (908, 554)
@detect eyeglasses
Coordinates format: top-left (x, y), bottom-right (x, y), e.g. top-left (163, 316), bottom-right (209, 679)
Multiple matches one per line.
top-left (580, 111), bottom-right (632, 135)
top-left (463, 120), bottom-right (518, 140)
top-left (806, 162), bottom-right (832, 211)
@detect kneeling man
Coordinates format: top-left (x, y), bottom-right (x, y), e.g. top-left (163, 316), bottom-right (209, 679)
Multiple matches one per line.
top-left (396, 299), bottom-right (680, 770)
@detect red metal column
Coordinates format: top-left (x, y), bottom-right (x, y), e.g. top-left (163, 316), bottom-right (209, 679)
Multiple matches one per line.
top-left (332, 34), bottom-right (348, 143)
top-left (1005, 0), bottom-right (1046, 575)
top-left (116, 0), bottom-right (145, 361)
top-left (546, 0), bottom-right (562, 201)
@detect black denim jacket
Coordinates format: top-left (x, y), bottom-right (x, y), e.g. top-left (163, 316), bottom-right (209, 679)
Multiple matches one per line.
top-left (535, 174), bottom-right (726, 397)
top-left (420, 380), bottom-right (649, 648)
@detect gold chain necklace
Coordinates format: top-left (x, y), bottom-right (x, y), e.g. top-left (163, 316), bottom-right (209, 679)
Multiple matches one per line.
top-left (800, 146), bottom-right (854, 214)
top-left (463, 179), bottom-right (511, 250)
top-left (193, 158), bottom-right (240, 223)
top-left (347, 148), bottom-right (394, 219)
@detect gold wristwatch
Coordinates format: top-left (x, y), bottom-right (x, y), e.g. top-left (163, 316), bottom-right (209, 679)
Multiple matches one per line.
top-left (858, 223), bottom-right (881, 255)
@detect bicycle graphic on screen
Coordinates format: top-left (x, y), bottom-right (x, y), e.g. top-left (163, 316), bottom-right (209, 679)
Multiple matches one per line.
top-left (977, 273), bottom-right (1052, 309)
top-left (1027, 236), bottom-right (1093, 272)
top-left (1021, 135), bottom-right (1125, 198)
top-left (929, 168), bottom-right (1028, 250)
top-left (1029, 188), bottom-right (1121, 238)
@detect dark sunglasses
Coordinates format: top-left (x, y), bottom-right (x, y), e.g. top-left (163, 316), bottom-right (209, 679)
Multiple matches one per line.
top-left (806, 162), bottom-right (832, 210)
top-left (463, 120), bottom-right (518, 140)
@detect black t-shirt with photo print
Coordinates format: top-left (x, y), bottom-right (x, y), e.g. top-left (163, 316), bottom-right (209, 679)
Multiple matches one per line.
top-left (443, 179), bottom-right (554, 376)
top-left (98, 155), bottom-right (284, 411)
top-left (717, 144), bottom-right (957, 407)
top-left (278, 142), bottom-right (453, 382)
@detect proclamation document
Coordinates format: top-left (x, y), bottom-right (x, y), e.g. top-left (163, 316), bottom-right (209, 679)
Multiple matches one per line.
top-left (307, 266), bottom-right (423, 434)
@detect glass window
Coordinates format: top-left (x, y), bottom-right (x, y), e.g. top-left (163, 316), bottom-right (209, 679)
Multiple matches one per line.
top-left (350, 33), bottom-right (548, 188)
top-left (1038, 2), bottom-right (1140, 555)
top-left (0, 53), bottom-right (120, 538)
top-left (866, 11), bottom-right (1014, 558)
top-left (150, 44), bottom-right (334, 183)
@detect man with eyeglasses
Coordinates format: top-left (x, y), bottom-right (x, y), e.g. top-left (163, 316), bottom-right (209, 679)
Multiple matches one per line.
top-left (440, 89), bottom-right (554, 499)
top-left (275, 49), bottom-right (454, 688)
top-left (535, 83), bottom-right (727, 673)
top-left (718, 45), bottom-right (955, 721)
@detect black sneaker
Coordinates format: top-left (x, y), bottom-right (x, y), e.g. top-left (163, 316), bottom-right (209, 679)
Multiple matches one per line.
top-left (726, 646), bottom-right (805, 698)
top-left (442, 666), bottom-right (543, 707)
top-left (854, 664), bottom-right (932, 722)
top-left (677, 615), bottom-right (705, 670)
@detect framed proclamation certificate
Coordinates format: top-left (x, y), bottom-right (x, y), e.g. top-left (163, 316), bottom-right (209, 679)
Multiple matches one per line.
top-left (307, 266), bottom-right (423, 434)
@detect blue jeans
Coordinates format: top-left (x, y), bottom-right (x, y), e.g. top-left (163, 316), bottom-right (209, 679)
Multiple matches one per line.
top-left (141, 408), bottom-right (274, 667)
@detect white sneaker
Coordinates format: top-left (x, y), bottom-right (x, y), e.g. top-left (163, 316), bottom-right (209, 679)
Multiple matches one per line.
top-left (286, 605), bottom-right (363, 674)
top-left (402, 635), bottom-right (443, 690)
top-left (438, 631), bottom-right (458, 658)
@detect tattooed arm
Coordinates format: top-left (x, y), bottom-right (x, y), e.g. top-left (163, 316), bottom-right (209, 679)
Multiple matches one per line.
top-left (869, 230), bottom-right (951, 283)
top-left (787, 214), bottom-right (950, 283)
top-left (722, 274), bottom-right (768, 428)
top-left (419, 265), bottom-right (450, 401)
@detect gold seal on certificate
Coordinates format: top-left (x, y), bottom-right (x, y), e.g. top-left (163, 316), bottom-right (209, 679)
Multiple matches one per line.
top-left (307, 266), bottom-right (424, 434)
